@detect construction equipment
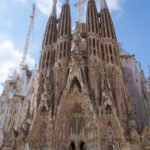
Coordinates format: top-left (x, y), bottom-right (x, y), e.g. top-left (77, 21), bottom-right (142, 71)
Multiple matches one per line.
top-left (148, 65), bottom-right (150, 76)
top-left (20, 3), bottom-right (36, 68)
top-left (74, 0), bottom-right (88, 31)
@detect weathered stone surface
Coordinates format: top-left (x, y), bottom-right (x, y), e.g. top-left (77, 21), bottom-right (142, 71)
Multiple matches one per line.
top-left (0, 0), bottom-right (150, 150)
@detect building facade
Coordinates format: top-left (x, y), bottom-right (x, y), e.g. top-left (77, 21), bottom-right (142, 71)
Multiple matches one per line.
top-left (0, 67), bottom-right (37, 148)
top-left (121, 53), bottom-right (150, 129)
top-left (0, 0), bottom-right (150, 149)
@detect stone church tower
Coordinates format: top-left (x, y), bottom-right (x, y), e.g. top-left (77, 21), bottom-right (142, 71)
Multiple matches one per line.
top-left (2, 0), bottom-right (149, 150)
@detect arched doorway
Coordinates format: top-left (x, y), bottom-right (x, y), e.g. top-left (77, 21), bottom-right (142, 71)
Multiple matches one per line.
top-left (80, 141), bottom-right (86, 150)
top-left (69, 141), bottom-right (76, 150)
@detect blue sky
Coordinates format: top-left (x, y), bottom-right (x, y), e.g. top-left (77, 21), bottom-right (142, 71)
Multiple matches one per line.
top-left (0, 0), bottom-right (150, 93)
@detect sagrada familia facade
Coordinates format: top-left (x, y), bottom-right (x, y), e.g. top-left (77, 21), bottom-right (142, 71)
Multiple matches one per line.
top-left (0, 0), bottom-right (150, 149)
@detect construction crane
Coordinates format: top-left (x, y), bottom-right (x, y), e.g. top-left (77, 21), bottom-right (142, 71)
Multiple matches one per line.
top-left (148, 65), bottom-right (150, 76)
top-left (20, 3), bottom-right (36, 68)
top-left (74, 0), bottom-right (88, 31)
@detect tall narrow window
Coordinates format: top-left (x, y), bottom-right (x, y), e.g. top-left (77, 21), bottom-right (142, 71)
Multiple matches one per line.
top-left (105, 44), bottom-right (109, 63)
top-left (93, 39), bottom-right (95, 48)
top-left (101, 44), bottom-right (105, 61)
top-left (64, 42), bottom-right (66, 49)
top-left (46, 52), bottom-right (50, 67)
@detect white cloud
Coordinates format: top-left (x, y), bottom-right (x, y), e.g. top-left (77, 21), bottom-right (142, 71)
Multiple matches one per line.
top-left (36, 0), bottom-right (62, 17)
top-left (107, 0), bottom-right (122, 11)
top-left (12, 0), bottom-right (26, 4)
top-left (0, 40), bottom-right (35, 94)
top-left (36, 0), bottom-right (121, 18)
top-left (0, 1), bottom-right (7, 12)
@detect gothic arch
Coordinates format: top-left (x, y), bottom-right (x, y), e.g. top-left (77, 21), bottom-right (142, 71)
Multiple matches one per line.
top-left (53, 85), bottom-right (99, 149)
top-left (105, 105), bottom-right (112, 115)
top-left (39, 105), bottom-right (48, 115)
top-left (70, 77), bottom-right (82, 93)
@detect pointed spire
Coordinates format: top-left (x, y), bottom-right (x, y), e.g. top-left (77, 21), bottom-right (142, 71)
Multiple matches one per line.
top-left (86, 0), bottom-right (99, 33)
top-left (100, 0), bottom-right (117, 40)
top-left (63, 0), bottom-right (69, 5)
top-left (100, 0), bottom-right (108, 10)
top-left (42, 0), bottom-right (57, 47)
top-left (51, 0), bottom-right (57, 17)
top-left (58, 0), bottom-right (71, 38)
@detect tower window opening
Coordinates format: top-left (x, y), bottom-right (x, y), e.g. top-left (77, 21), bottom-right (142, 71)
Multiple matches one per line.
top-left (97, 40), bottom-right (99, 49)
top-left (114, 46), bottom-right (118, 64)
top-left (53, 51), bottom-right (56, 65)
top-left (111, 56), bottom-right (113, 63)
top-left (46, 52), bottom-right (50, 67)
top-left (105, 45), bottom-right (109, 63)
top-left (92, 23), bottom-right (94, 32)
top-left (42, 53), bottom-right (46, 68)
top-left (56, 50), bottom-right (58, 60)
top-left (93, 39), bottom-right (95, 48)
top-left (61, 16), bottom-right (64, 36)
top-left (63, 49), bottom-right (66, 57)
top-left (97, 49), bottom-right (100, 57)
top-left (101, 44), bottom-right (105, 61)
top-left (105, 13), bottom-right (110, 38)
top-left (64, 42), bottom-right (66, 49)
top-left (50, 52), bottom-right (53, 66)
top-left (93, 49), bottom-right (96, 55)
top-left (65, 27), bottom-right (68, 35)
top-left (67, 48), bottom-right (70, 58)
top-left (59, 52), bottom-right (62, 59)
top-left (51, 51), bottom-right (53, 65)
top-left (60, 43), bottom-right (63, 51)
top-left (109, 45), bottom-right (112, 54)
top-left (89, 39), bottom-right (91, 48)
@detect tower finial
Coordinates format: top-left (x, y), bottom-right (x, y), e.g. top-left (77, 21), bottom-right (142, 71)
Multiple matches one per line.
top-left (51, 0), bottom-right (57, 16)
top-left (100, 0), bottom-right (108, 10)
top-left (64, 0), bottom-right (69, 5)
